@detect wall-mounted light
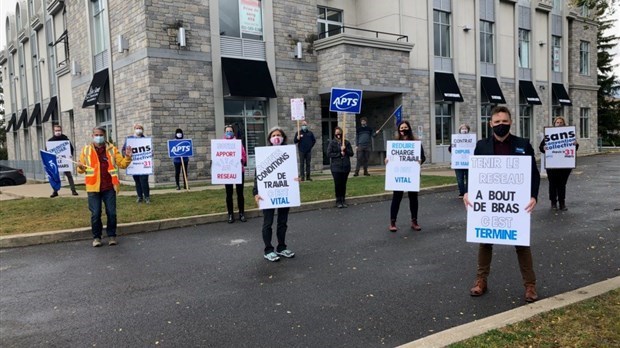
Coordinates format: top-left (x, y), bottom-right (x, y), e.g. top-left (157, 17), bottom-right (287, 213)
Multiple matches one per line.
top-left (462, 25), bottom-right (472, 32)
top-left (13, 76), bottom-right (19, 81)
top-left (177, 27), bottom-right (186, 47)
top-left (295, 42), bottom-right (303, 59)
top-left (71, 60), bottom-right (81, 76)
top-left (39, 57), bottom-right (45, 64)
top-left (538, 40), bottom-right (546, 46)
top-left (539, 85), bottom-right (546, 90)
top-left (117, 35), bottom-right (129, 53)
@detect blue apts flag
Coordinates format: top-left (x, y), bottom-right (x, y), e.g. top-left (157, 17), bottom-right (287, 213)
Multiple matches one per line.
top-left (40, 150), bottom-right (62, 192)
top-left (394, 105), bottom-right (403, 125)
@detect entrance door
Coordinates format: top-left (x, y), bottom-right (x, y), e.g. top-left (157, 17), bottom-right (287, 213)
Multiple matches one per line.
top-left (321, 107), bottom-right (338, 165)
top-left (434, 103), bottom-right (453, 163)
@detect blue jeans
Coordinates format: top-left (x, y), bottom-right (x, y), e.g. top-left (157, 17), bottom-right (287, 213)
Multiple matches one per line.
top-left (455, 169), bottom-right (468, 195)
top-left (133, 175), bottom-right (150, 199)
top-left (88, 189), bottom-right (117, 239)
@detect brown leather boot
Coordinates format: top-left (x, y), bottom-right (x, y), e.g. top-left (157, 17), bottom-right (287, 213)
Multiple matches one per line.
top-left (389, 220), bottom-right (398, 232)
top-left (525, 284), bottom-right (538, 303)
top-left (411, 219), bottom-right (421, 231)
top-left (470, 278), bottom-right (487, 296)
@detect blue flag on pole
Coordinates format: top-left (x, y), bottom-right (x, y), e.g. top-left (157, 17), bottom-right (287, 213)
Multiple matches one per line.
top-left (394, 105), bottom-right (403, 125)
top-left (40, 150), bottom-right (62, 192)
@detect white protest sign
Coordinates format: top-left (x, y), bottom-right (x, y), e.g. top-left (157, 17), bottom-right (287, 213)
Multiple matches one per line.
top-left (542, 126), bottom-right (576, 169)
top-left (384, 141), bottom-right (422, 192)
top-left (211, 139), bottom-right (243, 185)
top-left (126, 137), bottom-right (153, 175)
top-left (46, 140), bottom-right (73, 172)
top-left (290, 98), bottom-right (305, 120)
top-left (255, 144), bottom-right (300, 209)
top-left (451, 134), bottom-right (477, 169)
top-left (466, 156), bottom-right (532, 246)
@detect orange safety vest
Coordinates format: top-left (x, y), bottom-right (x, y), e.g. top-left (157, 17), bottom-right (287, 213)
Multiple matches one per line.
top-left (78, 143), bottom-right (131, 192)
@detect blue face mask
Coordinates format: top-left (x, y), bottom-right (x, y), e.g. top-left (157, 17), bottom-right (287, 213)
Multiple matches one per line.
top-left (225, 131), bottom-right (235, 139)
top-left (93, 136), bottom-right (105, 144)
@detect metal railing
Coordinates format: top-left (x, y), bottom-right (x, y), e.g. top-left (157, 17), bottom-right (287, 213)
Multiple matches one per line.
top-left (319, 25), bottom-right (408, 42)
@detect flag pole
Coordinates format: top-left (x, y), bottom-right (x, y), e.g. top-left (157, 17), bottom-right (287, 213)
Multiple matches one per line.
top-left (376, 106), bottom-right (400, 133)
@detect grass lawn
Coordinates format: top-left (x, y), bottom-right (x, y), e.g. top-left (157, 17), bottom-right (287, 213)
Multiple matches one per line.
top-left (449, 289), bottom-right (620, 348)
top-left (0, 175), bottom-right (455, 235)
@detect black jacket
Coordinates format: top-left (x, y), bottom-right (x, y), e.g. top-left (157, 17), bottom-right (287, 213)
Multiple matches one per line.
top-left (47, 134), bottom-right (74, 156)
top-left (293, 130), bottom-right (316, 153)
top-left (474, 135), bottom-right (540, 200)
top-left (327, 138), bottom-right (354, 173)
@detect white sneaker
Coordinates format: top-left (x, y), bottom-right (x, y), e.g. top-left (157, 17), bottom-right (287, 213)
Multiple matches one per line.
top-left (264, 252), bottom-right (280, 262)
top-left (276, 249), bottom-right (295, 258)
top-left (108, 237), bottom-right (117, 246)
top-left (92, 238), bottom-right (102, 247)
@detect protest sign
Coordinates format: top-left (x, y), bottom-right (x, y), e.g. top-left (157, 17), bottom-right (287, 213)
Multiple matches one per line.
top-left (167, 139), bottom-right (194, 158)
top-left (46, 140), bottom-right (73, 172)
top-left (290, 98), bottom-right (305, 120)
top-left (466, 156), bottom-right (532, 246)
top-left (450, 134), bottom-right (476, 169)
top-left (254, 145), bottom-right (300, 209)
top-left (384, 140), bottom-right (422, 192)
top-left (211, 139), bottom-right (243, 185)
top-left (126, 137), bottom-right (153, 175)
top-left (542, 126), bottom-right (576, 169)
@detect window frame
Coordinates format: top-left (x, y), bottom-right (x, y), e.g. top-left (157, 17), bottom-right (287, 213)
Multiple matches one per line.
top-left (551, 35), bottom-right (561, 72)
top-left (317, 6), bottom-right (343, 39)
top-left (480, 20), bottom-right (494, 64)
top-left (579, 41), bottom-right (590, 75)
top-left (433, 10), bottom-right (451, 58)
top-left (579, 107), bottom-right (590, 138)
top-left (434, 102), bottom-right (453, 146)
top-left (518, 94), bottom-right (532, 140)
top-left (219, 0), bottom-right (264, 40)
top-left (518, 29), bottom-right (530, 68)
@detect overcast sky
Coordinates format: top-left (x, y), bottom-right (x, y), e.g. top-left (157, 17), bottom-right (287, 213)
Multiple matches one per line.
top-left (1, 0), bottom-right (619, 81)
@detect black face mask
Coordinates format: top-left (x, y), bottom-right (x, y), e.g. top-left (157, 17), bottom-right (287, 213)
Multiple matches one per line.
top-left (492, 124), bottom-right (511, 137)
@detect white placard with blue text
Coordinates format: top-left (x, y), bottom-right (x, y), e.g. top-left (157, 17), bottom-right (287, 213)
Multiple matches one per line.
top-left (126, 137), bottom-right (153, 175)
top-left (46, 140), bottom-right (73, 172)
top-left (211, 139), bottom-right (243, 185)
top-left (450, 134), bottom-right (477, 169)
top-left (466, 155), bottom-right (532, 246)
top-left (543, 126), bottom-right (576, 169)
top-left (329, 88), bottom-right (363, 114)
top-left (255, 145), bottom-right (301, 209)
top-left (384, 141), bottom-right (422, 192)
top-left (167, 139), bottom-right (194, 158)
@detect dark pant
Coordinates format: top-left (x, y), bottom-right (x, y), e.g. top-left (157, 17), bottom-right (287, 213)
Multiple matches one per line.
top-left (225, 172), bottom-right (245, 215)
top-left (133, 175), bottom-right (150, 199)
top-left (455, 169), bottom-right (468, 195)
top-left (390, 191), bottom-right (419, 220)
top-left (547, 168), bottom-right (572, 204)
top-left (174, 160), bottom-right (189, 188)
top-left (299, 151), bottom-right (312, 179)
top-left (355, 145), bottom-right (371, 174)
top-left (88, 189), bottom-right (117, 239)
top-left (331, 171), bottom-right (350, 201)
top-left (261, 208), bottom-right (290, 254)
top-left (476, 244), bottom-right (536, 286)
top-left (54, 172), bottom-right (77, 193)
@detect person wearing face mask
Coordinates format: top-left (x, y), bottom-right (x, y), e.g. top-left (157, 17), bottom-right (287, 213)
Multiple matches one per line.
top-left (253, 127), bottom-right (296, 262)
top-left (463, 106), bottom-right (540, 303)
top-left (354, 117), bottom-right (379, 176)
top-left (224, 125), bottom-right (248, 223)
top-left (387, 120), bottom-right (426, 232)
top-left (77, 127), bottom-right (133, 247)
top-left (48, 124), bottom-right (79, 197)
top-left (173, 128), bottom-right (190, 190)
top-left (448, 124), bottom-right (472, 197)
top-left (327, 126), bottom-right (355, 208)
top-left (293, 121), bottom-right (316, 181)
top-left (538, 116), bottom-right (579, 211)
top-left (123, 124), bottom-right (151, 204)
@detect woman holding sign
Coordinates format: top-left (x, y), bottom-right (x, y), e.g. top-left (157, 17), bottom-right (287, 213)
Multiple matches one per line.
top-left (173, 128), bottom-right (190, 190)
top-left (224, 125), bottom-right (248, 223)
top-left (539, 116), bottom-right (578, 211)
top-left (327, 127), bottom-right (354, 208)
top-left (253, 127), bottom-right (296, 262)
top-left (387, 120), bottom-right (426, 232)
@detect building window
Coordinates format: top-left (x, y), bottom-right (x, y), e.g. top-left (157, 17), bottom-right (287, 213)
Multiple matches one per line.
top-left (553, 0), bottom-right (562, 11)
top-left (519, 94), bottom-right (532, 140)
top-left (580, 108), bottom-right (590, 138)
top-left (24, 129), bottom-right (33, 161)
top-left (480, 20), bottom-right (494, 63)
top-left (219, 0), bottom-right (263, 40)
top-left (433, 10), bottom-right (451, 58)
top-left (435, 103), bottom-right (453, 146)
top-left (30, 32), bottom-right (40, 102)
top-left (18, 45), bottom-right (28, 108)
top-left (15, 3), bottom-right (22, 29)
top-left (518, 29), bottom-right (530, 68)
top-left (91, 0), bottom-right (108, 55)
top-left (551, 36), bottom-right (561, 72)
top-left (579, 41), bottom-right (590, 75)
top-left (317, 6), bottom-right (343, 39)
top-left (481, 104), bottom-right (493, 139)
top-left (224, 99), bottom-right (268, 169)
top-left (581, 4), bottom-right (590, 17)
top-left (45, 18), bottom-right (57, 96)
top-left (96, 107), bottom-right (113, 143)
top-left (14, 133), bottom-right (21, 160)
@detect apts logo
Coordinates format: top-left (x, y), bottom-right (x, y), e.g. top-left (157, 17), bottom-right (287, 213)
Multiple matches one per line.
top-left (329, 88), bottom-right (363, 113)
top-left (171, 141), bottom-right (192, 156)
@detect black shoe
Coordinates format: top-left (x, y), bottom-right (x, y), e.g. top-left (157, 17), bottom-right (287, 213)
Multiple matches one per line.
top-left (341, 201), bottom-right (348, 208)
top-left (551, 202), bottom-right (558, 210)
top-left (353, 173), bottom-right (359, 177)
top-left (300, 177), bottom-right (305, 182)
top-left (239, 213), bottom-right (247, 222)
top-left (559, 202), bottom-right (568, 211)
top-left (50, 191), bottom-right (58, 198)
top-left (176, 186), bottom-right (181, 190)
top-left (306, 177), bottom-right (313, 181)
top-left (71, 190), bottom-right (79, 196)
top-left (364, 173), bottom-right (371, 176)
top-left (228, 214), bottom-right (234, 223)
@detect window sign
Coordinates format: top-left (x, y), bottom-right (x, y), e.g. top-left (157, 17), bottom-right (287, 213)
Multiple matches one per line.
top-left (239, 0), bottom-right (262, 37)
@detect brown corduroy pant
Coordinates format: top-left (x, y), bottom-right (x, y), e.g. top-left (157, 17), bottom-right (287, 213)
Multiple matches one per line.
top-left (476, 244), bottom-right (536, 286)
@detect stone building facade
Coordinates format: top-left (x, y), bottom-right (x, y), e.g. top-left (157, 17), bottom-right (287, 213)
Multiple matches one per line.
top-left (1, 0), bottom-right (599, 183)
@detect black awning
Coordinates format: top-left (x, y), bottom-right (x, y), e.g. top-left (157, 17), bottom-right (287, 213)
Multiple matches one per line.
top-left (27, 103), bottom-right (42, 127)
top-left (435, 72), bottom-right (464, 102)
top-left (14, 109), bottom-right (28, 131)
top-left (5, 113), bottom-right (16, 132)
top-left (221, 58), bottom-right (277, 98)
top-left (42, 96), bottom-right (58, 123)
top-left (552, 83), bottom-right (572, 106)
top-left (481, 76), bottom-right (506, 104)
top-left (82, 69), bottom-right (109, 108)
top-left (519, 80), bottom-right (542, 105)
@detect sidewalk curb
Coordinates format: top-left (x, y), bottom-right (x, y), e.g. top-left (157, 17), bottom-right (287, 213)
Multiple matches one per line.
top-left (397, 276), bottom-right (620, 348)
top-left (0, 184), bottom-right (456, 248)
